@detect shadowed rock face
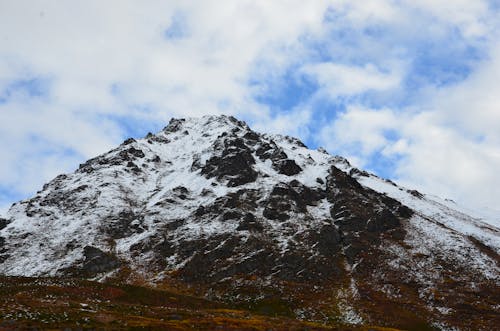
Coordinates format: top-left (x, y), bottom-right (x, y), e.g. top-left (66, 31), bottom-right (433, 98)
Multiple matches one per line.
top-left (101, 210), bottom-right (145, 239)
top-left (201, 137), bottom-right (258, 187)
top-left (165, 162), bottom-right (413, 283)
top-left (0, 219), bottom-right (9, 231)
top-left (324, 166), bottom-right (412, 263)
top-left (82, 246), bottom-right (121, 276)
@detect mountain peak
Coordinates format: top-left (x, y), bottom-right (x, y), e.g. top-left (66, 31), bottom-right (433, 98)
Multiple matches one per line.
top-left (162, 114), bottom-right (249, 133)
top-left (0, 115), bottom-right (498, 329)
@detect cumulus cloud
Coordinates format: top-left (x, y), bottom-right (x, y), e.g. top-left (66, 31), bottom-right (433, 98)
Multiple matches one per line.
top-left (320, 100), bottom-right (500, 210)
top-left (301, 63), bottom-right (401, 98)
top-left (0, 1), bottom-right (331, 211)
top-left (0, 0), bottom-right (499, 217)
top-left (319, 106), bottom-right (400, 158)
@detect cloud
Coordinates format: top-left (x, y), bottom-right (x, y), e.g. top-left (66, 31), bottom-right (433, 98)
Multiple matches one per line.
top-left (0, 1), bottom-right (332, 208)
top-left (432, 43), bottom-right (500, 143)
top-left (407, 0), bottom-right (490, 38)
top-left (0, 0), bottom-right (499, 217)
top-left (319, 106), bottom-right (400, 158)
top-left (250, 107), bottom-right (313, 140)
top-left (319, 100), bottom-right (500, 210)
top-left (301, 63), bottom-right (401, 98)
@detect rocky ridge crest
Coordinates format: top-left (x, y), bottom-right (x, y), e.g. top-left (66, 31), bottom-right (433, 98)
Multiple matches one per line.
top-left (0, 115), bottom-right (498, 330)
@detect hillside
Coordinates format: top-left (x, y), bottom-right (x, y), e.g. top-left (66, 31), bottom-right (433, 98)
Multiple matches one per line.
top-left (0, 115), bottom-right (498, 330)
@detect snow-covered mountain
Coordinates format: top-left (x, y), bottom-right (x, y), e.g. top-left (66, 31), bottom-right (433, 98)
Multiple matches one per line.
top-left (0, 115), bottom-right (498, 330)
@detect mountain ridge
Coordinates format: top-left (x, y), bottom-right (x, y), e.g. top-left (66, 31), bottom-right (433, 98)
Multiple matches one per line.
top-left (0, 115), bottom-right (498, 330)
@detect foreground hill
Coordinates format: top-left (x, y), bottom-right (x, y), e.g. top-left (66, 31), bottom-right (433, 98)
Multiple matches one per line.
top-left (0, 115), bottom-right (498, 330)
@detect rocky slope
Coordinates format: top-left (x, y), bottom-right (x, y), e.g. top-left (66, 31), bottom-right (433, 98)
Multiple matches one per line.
top-left (0, 115), bottom-right (498, 330)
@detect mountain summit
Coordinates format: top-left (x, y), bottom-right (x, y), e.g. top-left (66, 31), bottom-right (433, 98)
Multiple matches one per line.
top-left (0, 115), bottom-right (498, 330)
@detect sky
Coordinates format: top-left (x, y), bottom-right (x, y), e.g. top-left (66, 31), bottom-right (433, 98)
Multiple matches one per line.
top-left (0, 1), bottom-right (499, 218)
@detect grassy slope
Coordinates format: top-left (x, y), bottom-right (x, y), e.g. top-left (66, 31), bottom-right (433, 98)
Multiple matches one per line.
top-left (0, 276), bottom-right (402, 331)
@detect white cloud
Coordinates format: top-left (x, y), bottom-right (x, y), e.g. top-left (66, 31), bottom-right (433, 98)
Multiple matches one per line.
top-left (406, 0), bottom-right (490, 38)
top-left (431, 43), bottom-right (500, 144)
top-left (0, 1), bottom-right (332, 206)
top-left (251, 107), bottom-right (312, 139)
top-left (0, 0), bottom-right (499, 217)
top-left (319, 105), bottom-right (399, 156)
top-left (328, 0), bottom-right (491, 39)
top-left (319, 101), bottom-right (500, 210)
top-left (301, 63), bottom-right (401, 98)
top-left (397, 114), bottom-right (500, 210)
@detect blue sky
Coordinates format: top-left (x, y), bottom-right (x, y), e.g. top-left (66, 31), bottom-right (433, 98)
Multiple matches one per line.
top-left (1, 1), bottom-right (500, 217)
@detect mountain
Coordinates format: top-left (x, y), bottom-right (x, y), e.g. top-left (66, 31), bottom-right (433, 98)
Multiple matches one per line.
top-left (0, 115), bottom-right (498, 330)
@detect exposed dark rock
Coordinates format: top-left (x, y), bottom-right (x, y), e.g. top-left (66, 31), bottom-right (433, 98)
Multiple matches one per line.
top-left (126, 147), bottom-right (145, 158)
top-left (120, 147), bottom-right (145, 160)
top-left (263, 206), bottom-right (290, 221)
top-left (74, 185), bottom-right (88, 193)
top-left (274, 159), bottom-right (302, 176)
top-left (255, 141), bottom-right (288, 166)
top-left (263, 183), bottom-right (303, 221)
top-left (243, 131), bottom-right (260, 142)
top-left (366, 210), bottom-right (400, 232)
top-left (126, 161), bottom-right (141, 173)
top-left (200, 188), bottom-right (213, 196)
top-left (34, 184), bottom-right (98, 213)
top-left (0, 218), bottom-right (9, 230)
top-left (388, 227), bottom-right (406, 241)
top-left (78, 144), bottom-right (145, 174)
top-left (103, 211), bottom-right (144, 239)
top-left (255, 142), bottom-right (273, 159)
top-left (0, 236), bottom-right (8, 262)
top-left (236, 213), bottom-right (264, 232)
top-left (164, 219), bottom-right (185, 231)
top-left (180, 235), bottom-right (242, 282)
top-left (164, 118), bottom-right (185, 132)
top-left (201, 137), bottom-right (258, 187)
top-left (194, 205), bottom-right (207, 217)
top-left (288, 180), bottom-right (325, 205)
top-left (385, 178), bottom-right (398, 186)
top-left (222, 210), bottom-right (242, 220)
top-left (173, 186), bottom-right (189, 195)
top-left (307, 224), bottom-right (342, 255)
top-left (323, 165), bottom-right (414, 266)
top-left (122, 138), bottom-right (136, 145)
top-left (263, 182), bottom-right (324, 221)
top-left (408, 189), bottom-right (424, 198)
top-left (344, 244), bottom-right (363, 264)
top-left (336, 216), bottom-right (367, 233)
top-left (282, 135), bottom-right (307, 148)
top-left (349, 168), bottom-right (370, 177)
top-left (274, 248), bottom-right (342, 281)
top-left (78, 161), bottom-right (94, 173)
top-left (150, 135), bottom-right (171, 144)
top-left (172, 186), bottom-right (189, 200)
top-left (82, 246), bottom-right (121, 276)
top-left (146, 239), bottom-right (176, 266)
top-left (396, 205), bottom-right (414, 218)
top-left (197, 190), bottom-right (260, 218)
top-left (326, 166), bottom-right (363, 194)
top-left (295, 224), bottom-right (342, 258)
